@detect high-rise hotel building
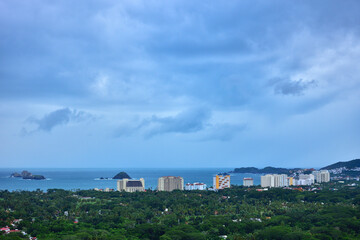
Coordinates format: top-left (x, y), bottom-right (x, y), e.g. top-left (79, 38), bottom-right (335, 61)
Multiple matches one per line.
top-left (312, 170), bottom-right (330, 183)
top-left (213, 174), bottom-right (231, 189)
top-left (158, 176), bottom-right (184, 191)
top-left (243, 178), bottom-right (254, 187)
top-left (296, 174), bottom-right (315, 185)
top-left (261, 174), bottom-right (289, 188)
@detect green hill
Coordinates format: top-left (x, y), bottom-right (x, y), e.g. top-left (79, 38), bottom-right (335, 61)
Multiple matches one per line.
top-left (321, 159), bottom-right (360, 170)
top-left (113, 171), bottom-right (131, 179)
top-left (232, 166), bottom-right (300, 174)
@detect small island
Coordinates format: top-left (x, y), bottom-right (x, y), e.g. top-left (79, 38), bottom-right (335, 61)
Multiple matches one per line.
top-left (113, 171), bottom-right (131, 179)
top-left (10, 170), bottom-right (46, 180)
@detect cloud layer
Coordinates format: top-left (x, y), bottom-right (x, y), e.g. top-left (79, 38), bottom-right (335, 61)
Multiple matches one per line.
top-left (1, 0), bottom-right (360, 109)
top-left (0, 0), bottom-right (359, 167)
top-left (114, 107), bottom-right (245, 141)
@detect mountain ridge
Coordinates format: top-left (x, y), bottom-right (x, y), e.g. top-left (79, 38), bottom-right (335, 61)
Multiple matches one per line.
top-left (231, 166), bottom-right (302, 174)
top-left (231, 159), bottom-right (360, 174)
top-left (321, 159), bottom-right (360, 170)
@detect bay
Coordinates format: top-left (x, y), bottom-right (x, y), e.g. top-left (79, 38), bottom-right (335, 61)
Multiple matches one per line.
top-left (0, 168), bottom-right (262, 191)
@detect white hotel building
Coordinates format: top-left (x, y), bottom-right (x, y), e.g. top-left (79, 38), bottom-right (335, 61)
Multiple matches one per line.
top-left (243, 178), bottom-right (254, 187)
top-left (295, 174), bottom-right (315, 186)
top-left (261, 174), bottom-right (289, 188)
top-left (185, 182), bottom-right (207, 190)
top-left (312, 170), bottom-right (330, 183)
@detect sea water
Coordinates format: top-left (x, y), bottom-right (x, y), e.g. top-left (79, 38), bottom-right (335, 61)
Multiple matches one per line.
top-left (0, 168), bottom-right (262, 191)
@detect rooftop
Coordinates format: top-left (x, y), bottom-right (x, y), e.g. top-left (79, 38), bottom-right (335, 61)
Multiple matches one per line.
top-left (126, 180), bottom-right (143, 187)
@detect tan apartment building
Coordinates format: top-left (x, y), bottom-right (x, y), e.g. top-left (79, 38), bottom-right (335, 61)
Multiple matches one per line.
top-left (158, 176), bottom-right (184, 191)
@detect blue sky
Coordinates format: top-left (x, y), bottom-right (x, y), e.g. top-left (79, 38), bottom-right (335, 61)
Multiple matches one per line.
top-left (0, 0), bottom-right (359, 168)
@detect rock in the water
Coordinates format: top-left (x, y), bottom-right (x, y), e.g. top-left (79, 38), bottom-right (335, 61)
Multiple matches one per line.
top-left (22, 175), bottom-right (45, 180)
top-left (113, 171), bottom-right (131, 179)
top-left (10, 172), bottom-right (22, 178)
top-left (10, 170), bottom-right (45, 180)
top-left (21, 170), bottom-right (32, 178)
top-left (32, 175), bottom-right (46, 180)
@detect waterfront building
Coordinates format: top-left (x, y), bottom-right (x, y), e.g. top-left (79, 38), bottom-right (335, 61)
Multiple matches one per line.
top-left (158, 176), bottom-right (184, 191)
top-left (117, 178), bottom-right (145, 192)
top-left (185, 182), bottom-right (207, 190)
top-left (213, 174), bottom-right (231, 189)
top-left (243, 178), bottom-right (254, 187)
top-left (312, 170), bottom-right (330, 183)
top-left (261, 174), bottom-right (288, 188)
top-left (261, 175), bottom-right (274, 188)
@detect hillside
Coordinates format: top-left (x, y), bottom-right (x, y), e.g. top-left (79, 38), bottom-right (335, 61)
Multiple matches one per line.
top-left (232, 167), bottom-right (300, 174)
top-left (321, 159), bottom-right (360, 170)
top-left (113, 171), bottom-right (131, 179)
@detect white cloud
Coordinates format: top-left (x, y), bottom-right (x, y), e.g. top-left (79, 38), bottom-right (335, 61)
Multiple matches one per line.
top-left (90, 74), bottom-right (110, 97)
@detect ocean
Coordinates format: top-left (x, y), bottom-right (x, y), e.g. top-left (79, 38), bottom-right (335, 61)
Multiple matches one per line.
top-left (0, 168), bottom-right (262, 191)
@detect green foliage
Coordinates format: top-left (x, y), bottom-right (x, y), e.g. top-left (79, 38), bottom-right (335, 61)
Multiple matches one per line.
top-left (1, 186), bottom-right (360, 239)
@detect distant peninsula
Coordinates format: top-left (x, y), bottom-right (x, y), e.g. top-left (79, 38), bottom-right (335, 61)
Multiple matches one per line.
top-left (113, 171), bottom-right (131, 179)
top-left (321, 159), bottom-right (360, 170)
top-left (10, 170), bottom-right (45, 180)
top-left (320, 159), bottom-right (360, 176)
top-left (231, 167), bottom-right (301, 175)
top-left (231, 159), bottom-right (360, 176)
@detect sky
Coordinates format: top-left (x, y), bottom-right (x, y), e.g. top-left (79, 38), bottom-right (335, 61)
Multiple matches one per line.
top-left (0, 0), bottom-right (360, 168)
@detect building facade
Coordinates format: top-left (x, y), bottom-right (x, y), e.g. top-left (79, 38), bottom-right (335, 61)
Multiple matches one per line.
top-left (158, 176), bottom-right (184, 191)
top-left (261, 174), bottom-right (274, 188)
top-left (288, 177), bottom-right (294, 186)
top-left (117, 178), bottom-right (145, 192)
top-left (295, 174), bottom-right (315, 186)
top-left (185, 182), bottom-right (207, 190)
top-left (261, 174), bottom-right (289, 188)
top-left (243, 178), bottom-right (254, 187)
top-left (274, 174), bottom-right (288, 187)
top-left (312, 170), bottom-right (330, 183)
top-left (213, 174), bottom-right (231, 189)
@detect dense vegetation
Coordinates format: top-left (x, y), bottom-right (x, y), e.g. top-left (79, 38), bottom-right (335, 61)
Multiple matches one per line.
top-left (1, 183), bottom-right (360, 240)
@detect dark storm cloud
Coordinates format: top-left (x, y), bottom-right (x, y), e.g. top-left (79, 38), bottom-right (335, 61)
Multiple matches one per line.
top-left (114, 107), bottom-right (245, 141)
top-left (270, 79), bottom-right (317, 96)
top-left (23, 108), bottom-right (93, 134)
top-left (144, 107), bottom-right (211, 137)
top-left (114, 108), bottom-right (211, 138)
top-left (28, 108), bottom-right (72, 132)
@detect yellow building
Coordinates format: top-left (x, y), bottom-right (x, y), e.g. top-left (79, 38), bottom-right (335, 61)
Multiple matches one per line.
top-left (213, 174), bottom-right (230, 189)
top-left (288, 177), bottom-right (294, 186)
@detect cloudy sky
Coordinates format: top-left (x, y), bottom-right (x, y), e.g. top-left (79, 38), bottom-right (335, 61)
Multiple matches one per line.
top-left (1, 0), bottom-right (359, 168)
